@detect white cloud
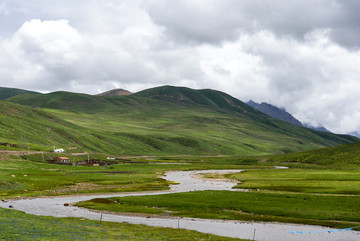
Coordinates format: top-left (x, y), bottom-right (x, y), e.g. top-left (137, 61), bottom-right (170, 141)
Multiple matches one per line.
top-left (0, 1), bottom-right (360, 134)
top-left (236, 30), bottom-right (360, 133)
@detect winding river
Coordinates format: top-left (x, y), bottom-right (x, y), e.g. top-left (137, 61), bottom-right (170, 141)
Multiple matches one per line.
top-left (1, 170), bottom-right (359, 241)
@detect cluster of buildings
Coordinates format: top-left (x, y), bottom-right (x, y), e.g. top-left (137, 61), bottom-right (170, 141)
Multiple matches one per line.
top-left (47, 157), bottom-right (116, 167)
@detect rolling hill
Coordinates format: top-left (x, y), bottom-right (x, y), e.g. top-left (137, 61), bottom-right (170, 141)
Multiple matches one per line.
top-left (0, 87), bottom-right (39, 100)
top-left (268, 140), bottom-right (360, 167)
top-left (4, 85), bottom-right (358, 156)
top-left (0, 100), bottom-right (142, 154)
top-left (97, 88), bottom-right (132, 96)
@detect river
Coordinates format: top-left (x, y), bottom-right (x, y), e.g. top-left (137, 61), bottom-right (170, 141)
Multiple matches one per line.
top-left (1, 169), bottom-right (359, 241)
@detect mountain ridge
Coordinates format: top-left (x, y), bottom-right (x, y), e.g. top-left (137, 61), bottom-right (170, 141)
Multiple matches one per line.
top-left (0, 87), bottom-right (39, 100)
top-left (247, 100), bottom-right (333, 133)
top-left (3, 85), bottom-right (358, 155)
top-left (97, 88), bottom-right (132, 96)
top-left (247, 100), bottom-right (303, 127)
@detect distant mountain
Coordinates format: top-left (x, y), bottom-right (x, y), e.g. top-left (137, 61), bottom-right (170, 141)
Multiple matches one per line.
top-left (0, 87), bottom-right (39, 100)
top-left (246, 100), bottom-right (260, 109)
top-left (304, 123), bottom-right (332, 133)
top-left (97, 89), bottom-right (132, 96)
top-left (247, 101), bottom-right (303, 127)
top-left (247, 100), bottom-right (334, 133)
top-left (349, 131), bottom-right (360, 138)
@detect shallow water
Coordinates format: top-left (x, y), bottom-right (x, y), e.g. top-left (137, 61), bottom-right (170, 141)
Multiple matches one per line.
top-left (1, 170), bottom-right (359, 241)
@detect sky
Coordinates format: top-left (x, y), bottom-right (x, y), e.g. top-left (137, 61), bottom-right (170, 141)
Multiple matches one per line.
top-left (0, 0), bottom-right (360, 134)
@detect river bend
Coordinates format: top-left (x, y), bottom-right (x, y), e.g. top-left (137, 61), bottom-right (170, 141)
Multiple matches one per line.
top-left (1, 170), bottom-right (359, 241)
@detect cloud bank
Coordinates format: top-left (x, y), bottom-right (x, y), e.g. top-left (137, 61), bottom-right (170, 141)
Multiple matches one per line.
top-left (0, 0), bottom-right (360, 133)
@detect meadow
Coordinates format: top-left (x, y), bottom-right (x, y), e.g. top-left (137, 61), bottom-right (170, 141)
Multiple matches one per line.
top-left (230, 168), bottom-right (360, 194)
top-left (2, 148), bottom-right (360, 239)
top-left (0, 155), bottom-right (248, 240)
top-left (72, 152), bottom-right (360, 230)
top-left (0, 154), bottom-right (250, 198)
top-left (1, 86), bottom-right (360, 239)
top-left (0, 157), bottom-right (176, 198)
top-left (76, 190), bottom-right (360, 229)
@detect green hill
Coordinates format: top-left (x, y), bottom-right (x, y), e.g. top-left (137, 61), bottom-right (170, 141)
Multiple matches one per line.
top-left (268, 141), bottom-right (360, 167)
top-left (0, 87), bottom-right (39, 100)
top-left (4, 86), bottom-right (358, 156)
top-left (0, 100), bottom-right (133, 153)
top-left (133, 86), bottom-right (251, 111)
top-left (7, 91), bottom-right (121, 113)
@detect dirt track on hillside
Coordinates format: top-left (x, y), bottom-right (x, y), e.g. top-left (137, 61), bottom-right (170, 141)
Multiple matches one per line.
top-left (0, 150), bottom-right (43, 156)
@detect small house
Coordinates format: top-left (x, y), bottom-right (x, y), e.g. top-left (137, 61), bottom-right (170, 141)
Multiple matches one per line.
top-left (47, 157), bottom-right (72, 165)
top-left (75, 159), bottom-right (101, 167)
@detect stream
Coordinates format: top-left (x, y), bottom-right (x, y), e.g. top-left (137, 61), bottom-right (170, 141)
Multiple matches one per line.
top-left (1, 169), bottom-right (359, 241)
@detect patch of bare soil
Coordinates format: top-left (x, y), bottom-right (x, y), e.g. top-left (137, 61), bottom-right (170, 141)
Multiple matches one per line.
top-left (47, 183), bottom-right (116, 195)
top-left (0, 150), bottom-right (42, 156)
top-left (72, 171), bottom-right (135, 174)
top-left (194, 172), bottom-right (238, 183)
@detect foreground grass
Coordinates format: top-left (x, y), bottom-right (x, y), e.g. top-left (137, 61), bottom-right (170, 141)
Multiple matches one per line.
top-left (76, 191), bottom-right (360, 230)
top-left (0, 208), bottom-right (240, 241)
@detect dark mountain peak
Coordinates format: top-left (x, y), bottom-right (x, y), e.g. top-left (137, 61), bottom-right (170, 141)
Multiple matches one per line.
top-left (256, 102), bottom-right (304, 127)
top-left (247, 101), bottom-right (333, 133)
top-left (349, 131), bottom-right (360, 138)
top-left (304, 123), bottom-right (332, 133)
top-left (246, 100), bottom-right (260, 108)
top-left (97, 89), bottom-right (132, 96)
top-left (247, 101), bottom-right (304, 127)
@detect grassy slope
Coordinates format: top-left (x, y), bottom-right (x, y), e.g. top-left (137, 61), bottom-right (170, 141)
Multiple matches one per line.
top-left (266, 141), bottom-right (360, 167)
top-left (0, 101), bottom-right (148, 154)
top-left (0, 86), bottom-right (39, 100)
top-left (6, 86), bottom-right (357, 156)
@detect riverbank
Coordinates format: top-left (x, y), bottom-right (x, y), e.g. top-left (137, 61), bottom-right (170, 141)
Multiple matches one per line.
top-left (2, 169), bottom-right (360, 241)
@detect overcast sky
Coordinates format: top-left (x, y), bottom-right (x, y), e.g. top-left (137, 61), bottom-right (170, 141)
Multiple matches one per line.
top-left (1, 0), bottom-right (360, 134)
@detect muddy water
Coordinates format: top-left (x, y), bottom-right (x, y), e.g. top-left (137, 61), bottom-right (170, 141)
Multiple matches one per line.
top-left (1, 170), bottom-right (359, 241)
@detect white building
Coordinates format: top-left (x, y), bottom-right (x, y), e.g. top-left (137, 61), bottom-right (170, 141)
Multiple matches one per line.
top-left (54, 148), bottom-right (65, 153)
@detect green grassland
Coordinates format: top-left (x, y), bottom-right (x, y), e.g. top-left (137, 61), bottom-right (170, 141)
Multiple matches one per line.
top-left (0, 157), bottom-right (177, 198)
top-left (73, 140), bottom-right (360, 229)
top-left (4, 86), bottom-right (356, 157)
top-left (230, 168), bottom-right (360, 194)
top-left (1, 85), bottom-right (360, 238)
top-left (266, 141), bottom-right (360, 168)
top-left (0, 154), bottom-right (253, 198)
top-left (0, 208), bottom-right (240, 241)
top-left (0, 86), bottom-right (39, 100)
top-left (76, 190), bottom-right (360, 229)
top-left (2, 144), bottom-right (360, 237)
